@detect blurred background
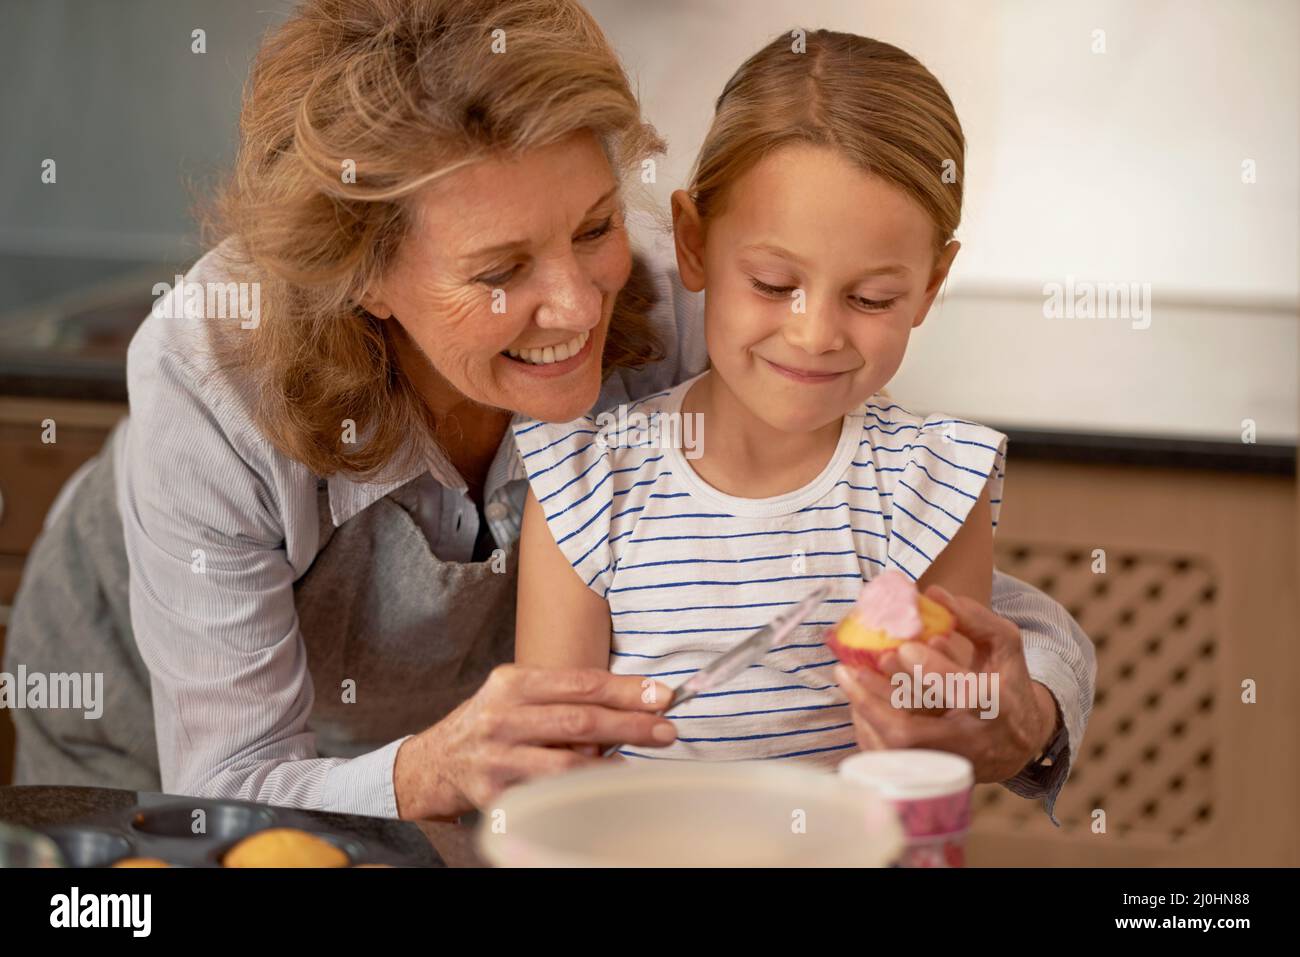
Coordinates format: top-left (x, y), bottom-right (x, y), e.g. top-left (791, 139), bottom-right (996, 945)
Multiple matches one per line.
top-left (0, 0), bottom-right (1296, 865)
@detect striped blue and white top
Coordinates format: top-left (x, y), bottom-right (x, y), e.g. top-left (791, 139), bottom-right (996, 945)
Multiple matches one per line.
top-left (514, 372), bottom-right (1009, 767)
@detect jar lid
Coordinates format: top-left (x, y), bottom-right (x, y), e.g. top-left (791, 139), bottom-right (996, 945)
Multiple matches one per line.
top-left (838, 750), bottom-right (974, 800)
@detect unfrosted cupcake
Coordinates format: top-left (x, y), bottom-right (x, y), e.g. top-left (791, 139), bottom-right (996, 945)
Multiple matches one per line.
top-left (222, 828), bottom-right (349, 868)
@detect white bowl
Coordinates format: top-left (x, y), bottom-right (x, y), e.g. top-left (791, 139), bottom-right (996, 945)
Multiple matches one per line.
top-left (475, 761), bottom-right (904, 867)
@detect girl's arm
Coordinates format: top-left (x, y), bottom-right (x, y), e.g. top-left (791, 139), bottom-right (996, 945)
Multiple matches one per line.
top-left (515, 486), bottom-right (613, 669)
top-left (916, 482), bottom-right (995, 606)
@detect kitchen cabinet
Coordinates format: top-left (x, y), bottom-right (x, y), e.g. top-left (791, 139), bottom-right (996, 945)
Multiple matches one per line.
top-left (0, 397), bottom-right (126, 783)
top-left (971, 457), bottom-right (1298, 866)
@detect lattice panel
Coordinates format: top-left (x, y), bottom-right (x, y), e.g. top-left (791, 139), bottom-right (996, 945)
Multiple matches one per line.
top-left (976, 543), bottom-right (1219, 845)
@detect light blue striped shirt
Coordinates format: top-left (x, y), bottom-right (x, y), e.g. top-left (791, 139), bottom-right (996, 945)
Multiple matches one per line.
top-left (515, 374), bottom-right (1010, 767)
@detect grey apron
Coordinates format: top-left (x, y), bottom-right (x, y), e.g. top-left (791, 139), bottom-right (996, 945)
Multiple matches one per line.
top-left (4, 421), bottom-right (517, 790)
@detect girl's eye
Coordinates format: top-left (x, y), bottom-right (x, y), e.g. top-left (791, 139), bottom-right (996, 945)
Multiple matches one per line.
top-left (749, 277), bottom-right (796, 298)
top-left (749, 277), bottom-right (896, 312)
top-left (852, 295), bottom-right (898, 312)
top-left (576, 217), bottom-right (614, 243)
top-left (476, 264), bottom-right (521, 287)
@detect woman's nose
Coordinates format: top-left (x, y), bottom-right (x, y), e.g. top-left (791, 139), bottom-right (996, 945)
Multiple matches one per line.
top-left (782, 298), bottom-right (846, 355)
top-left (533, 257), bottom-right (603, 332)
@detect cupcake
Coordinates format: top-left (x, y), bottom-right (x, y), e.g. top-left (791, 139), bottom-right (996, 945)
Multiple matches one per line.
top-left (222, 828), bottom-right (350, 868)
top-left (112, 857), bottom-right (171, 868)
top-left (825, 570), bottom-right (954, 669)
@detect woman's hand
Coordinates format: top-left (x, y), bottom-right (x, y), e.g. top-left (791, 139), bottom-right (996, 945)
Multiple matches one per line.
top-left (835, 584), bottom-right (1061, 784)
top-left (393, 665), bottom-right (677, 819)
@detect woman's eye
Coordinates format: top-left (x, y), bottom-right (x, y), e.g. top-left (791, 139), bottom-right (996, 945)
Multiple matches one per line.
top-left (474, 219), bottom-right (612, 286)
top-left (476, 264), bottom-right (520, 287)
top-left (575, 217), bottom-right (614, 243)
top-left (749, 277), bottom-right (796, 298)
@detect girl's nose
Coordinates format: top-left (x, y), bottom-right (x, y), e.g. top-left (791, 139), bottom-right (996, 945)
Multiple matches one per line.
top-left (534, 256), bottom-right (603, 333)
top-left (782, 297), bottom-right (846, 355)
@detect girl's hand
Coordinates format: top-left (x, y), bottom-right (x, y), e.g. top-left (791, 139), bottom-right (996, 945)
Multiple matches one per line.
top-left (394, 665), bottom-right (676, 819)
top-left (836, 584), bottom-right (1061, 784)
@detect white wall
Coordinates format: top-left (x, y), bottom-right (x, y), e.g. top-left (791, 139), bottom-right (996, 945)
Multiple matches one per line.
top-left (586, 0), bottom-right (1299, 441)
top-left (4, 0), bottom-right (1294, 440)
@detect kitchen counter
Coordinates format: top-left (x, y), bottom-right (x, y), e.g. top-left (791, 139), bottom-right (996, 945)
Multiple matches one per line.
top-left (0, 785), bottom-right (485, 868)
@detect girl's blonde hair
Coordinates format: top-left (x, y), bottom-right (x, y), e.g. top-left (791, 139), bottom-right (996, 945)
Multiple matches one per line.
top-left (206, 0), bottom-right (665, 479)
top-left (688, 29), bottom-right (965, 259)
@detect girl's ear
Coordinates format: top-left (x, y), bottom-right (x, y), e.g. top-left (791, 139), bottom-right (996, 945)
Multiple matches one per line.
top-left (912, 239), bottom-right (960, 329)
top-left (670, 189), bottom-right (707, 292)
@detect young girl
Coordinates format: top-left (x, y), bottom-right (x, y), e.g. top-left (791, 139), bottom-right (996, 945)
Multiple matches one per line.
top-left (513, 30), bottom-right (1006, 766)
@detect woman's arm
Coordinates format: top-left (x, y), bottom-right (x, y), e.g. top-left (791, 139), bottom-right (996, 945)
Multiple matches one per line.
top-left (894, 478), bottom-right (1095, 824)
top-left (120, 326), bottom-right (407, 817)
top-left (126, 306), bottom-right (674, 821)
top-left (515, 487), bottom-right (612, 669)
top-left (989, 571), bottom-right (1097, 824)
top-left (916, 482), bottom-right (994, 606)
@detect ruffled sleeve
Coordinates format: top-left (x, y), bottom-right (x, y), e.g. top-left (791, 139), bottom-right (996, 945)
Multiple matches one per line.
top-left (886, 414), bottom-right (1007, 582)
top-left (512, 416), bottom-right (617, 595)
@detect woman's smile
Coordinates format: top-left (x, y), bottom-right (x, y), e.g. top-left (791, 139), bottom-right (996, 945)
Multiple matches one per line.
top-left (499, 326), bottom-right (599, 378)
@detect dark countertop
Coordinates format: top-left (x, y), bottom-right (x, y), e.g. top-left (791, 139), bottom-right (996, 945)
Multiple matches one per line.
top-left (0, 785), bottom-right (484, 868)
top-left (993, 425), bottom-right (1295, 476)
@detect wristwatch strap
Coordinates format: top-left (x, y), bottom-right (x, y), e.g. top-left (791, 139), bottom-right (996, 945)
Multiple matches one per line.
top-left (1033, 719), bottom-right (1069, 767)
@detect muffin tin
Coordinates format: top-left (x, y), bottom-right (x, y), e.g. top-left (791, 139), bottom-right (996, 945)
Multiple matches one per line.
top-left (37, 792), bottom-right (443, 868)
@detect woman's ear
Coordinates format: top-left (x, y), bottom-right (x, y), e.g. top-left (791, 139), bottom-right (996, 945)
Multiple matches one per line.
top-left (359, 287), bottom-right (394, 321)
top-left (912, 239), bottom-right (960, 329)
top-left (670, 189), bottom-right (707, 292)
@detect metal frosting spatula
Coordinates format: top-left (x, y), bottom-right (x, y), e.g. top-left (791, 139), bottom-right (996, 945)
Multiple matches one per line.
top-left (600, 583), bottom-right (830, 759)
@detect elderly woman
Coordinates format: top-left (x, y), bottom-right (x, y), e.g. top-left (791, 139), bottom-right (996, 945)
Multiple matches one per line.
top-left (5, 0), bottom-right (1093, 823)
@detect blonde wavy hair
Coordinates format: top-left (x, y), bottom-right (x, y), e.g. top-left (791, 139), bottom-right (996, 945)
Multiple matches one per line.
top-left (206, 0), bottom-right (665, 478)
top-left (689, 29), bottom-right (965, 260)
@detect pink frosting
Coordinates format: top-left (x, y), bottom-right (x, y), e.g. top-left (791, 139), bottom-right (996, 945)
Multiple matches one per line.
top-left (853, 570), bottom-right (923, 640)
